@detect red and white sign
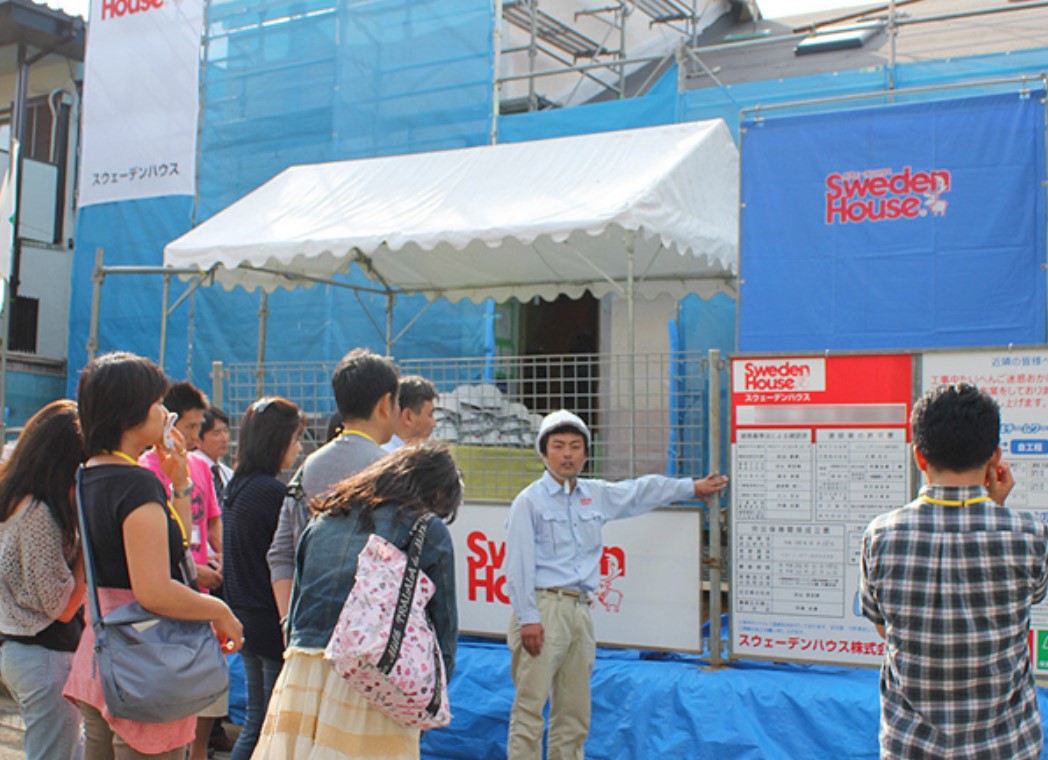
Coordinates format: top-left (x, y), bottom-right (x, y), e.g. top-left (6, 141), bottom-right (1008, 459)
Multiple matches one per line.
top-left (449, 502), bottom-right (704, 651)
top-left (824, 166), bottom-right (951, 225)
top-left (79, 0), bottom-right (203, 205)
top-left (730, 354), bottom-right (913, 666)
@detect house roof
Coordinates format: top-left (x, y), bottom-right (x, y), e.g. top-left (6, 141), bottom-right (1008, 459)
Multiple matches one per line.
top-left (683, 0), bottom-right (1048, 89)
top-left (0, 0), bottom-right (85, 63)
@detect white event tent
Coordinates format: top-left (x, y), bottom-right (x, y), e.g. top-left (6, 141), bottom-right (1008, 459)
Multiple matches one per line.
top-left (160, 119), bottom-right (739, 355)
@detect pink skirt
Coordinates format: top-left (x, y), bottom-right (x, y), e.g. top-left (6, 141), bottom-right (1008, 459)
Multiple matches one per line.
top-left (63, 587), bottom-right (196, 754)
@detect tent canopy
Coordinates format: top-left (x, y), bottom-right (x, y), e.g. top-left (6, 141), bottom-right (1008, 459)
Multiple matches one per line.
top-left (164, 120), bottom-right (739, 303)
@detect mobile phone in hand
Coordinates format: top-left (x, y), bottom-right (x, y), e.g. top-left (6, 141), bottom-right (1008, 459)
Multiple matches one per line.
top-left (162, 412), bottom-right (179, 449)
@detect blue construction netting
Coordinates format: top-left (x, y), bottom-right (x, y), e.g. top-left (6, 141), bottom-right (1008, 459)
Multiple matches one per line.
top-left (67, 0), bottom-right (497, 395)
top-left (65, 9), bottom-right (1048, 398)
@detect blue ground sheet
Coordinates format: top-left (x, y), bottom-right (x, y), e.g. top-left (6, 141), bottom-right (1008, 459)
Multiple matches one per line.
top-left (422, 636), bottom-right (1048, 760)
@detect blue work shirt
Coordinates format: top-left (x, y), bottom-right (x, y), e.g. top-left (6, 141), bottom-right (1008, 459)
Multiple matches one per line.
top-left (504, 470), bottom-right (695, 625)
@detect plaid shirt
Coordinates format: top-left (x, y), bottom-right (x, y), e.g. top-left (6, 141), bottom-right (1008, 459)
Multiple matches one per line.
top-left (861, 484), bottom-right (1048, 760)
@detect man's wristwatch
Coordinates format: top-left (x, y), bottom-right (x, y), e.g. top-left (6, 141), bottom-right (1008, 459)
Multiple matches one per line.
top-left (172, 478), bottom-right (194, 498)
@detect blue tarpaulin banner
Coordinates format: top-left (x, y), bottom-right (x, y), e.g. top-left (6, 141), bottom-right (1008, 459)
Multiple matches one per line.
top-left (739, 91), bottom-right (1047, 352)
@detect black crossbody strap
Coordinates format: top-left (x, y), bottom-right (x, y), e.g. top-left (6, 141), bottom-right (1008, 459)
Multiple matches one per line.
top-left (75, 466), bottom-right (105, 629)
top-left (75, 465), bottom-right (195, 626)
top-left (376, 512), bottom-right (435, 673)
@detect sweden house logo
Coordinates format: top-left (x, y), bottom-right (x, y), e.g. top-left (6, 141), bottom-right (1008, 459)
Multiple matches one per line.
top-left (824, 166), bottom-right (951, 225)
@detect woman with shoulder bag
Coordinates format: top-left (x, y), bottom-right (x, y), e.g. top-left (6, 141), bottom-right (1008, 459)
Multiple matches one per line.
top-left (222, 396), bottom-right (304, 760)
top-left (64, 352), bottom-right (244, 759)
top-left (254, 441), bottom-right (461, 760)
top-left (0, 400), bottom-right (86, 760)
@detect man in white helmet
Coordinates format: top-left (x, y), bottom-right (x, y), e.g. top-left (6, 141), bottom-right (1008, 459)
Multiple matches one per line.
top-left (505, 409), bottom-right (729, 759)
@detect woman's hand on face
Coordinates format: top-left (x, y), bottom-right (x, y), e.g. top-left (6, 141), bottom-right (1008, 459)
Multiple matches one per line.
top-left (157, 427), bottom-right (189, 485)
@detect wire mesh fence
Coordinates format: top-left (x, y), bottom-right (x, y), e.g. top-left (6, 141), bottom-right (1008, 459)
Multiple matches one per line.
top-left (215, 351), bottom-right (716, 502)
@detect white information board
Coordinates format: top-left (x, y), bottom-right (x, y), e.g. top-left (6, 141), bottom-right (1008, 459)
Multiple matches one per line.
top-left (922, 349), bottom-right (1048, 676)
top-left (449, 502), bottom-right (704, 651)
top-left (730, 355), bottom-right (913, 665)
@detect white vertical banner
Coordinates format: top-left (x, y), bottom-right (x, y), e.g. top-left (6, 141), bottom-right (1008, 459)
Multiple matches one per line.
top-left (78, 0), bottom-right (204, 206)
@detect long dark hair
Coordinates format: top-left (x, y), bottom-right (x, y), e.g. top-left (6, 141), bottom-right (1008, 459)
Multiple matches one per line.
top-left (0, 400), bottom-right (84, 553)
top-left (319, 441), bottom-right (462, 531)
top-left (234, 396), bottom-right (304, 478)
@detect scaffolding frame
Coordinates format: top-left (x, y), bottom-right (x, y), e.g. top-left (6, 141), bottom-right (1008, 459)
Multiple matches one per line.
top-left (490, 0), bottom-right (1048, 142)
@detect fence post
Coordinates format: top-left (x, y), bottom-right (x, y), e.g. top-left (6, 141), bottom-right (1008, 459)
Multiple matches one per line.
top-left (707, 348), bottom-right (725, 665)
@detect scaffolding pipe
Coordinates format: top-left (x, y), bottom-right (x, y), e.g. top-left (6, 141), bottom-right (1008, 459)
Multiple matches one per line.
top-left (492, 0), bottom-right (504, 144)
top-left (888, 0), bottom-right (897, 92)
top-left (740, 74), bottom-right (1041, 119)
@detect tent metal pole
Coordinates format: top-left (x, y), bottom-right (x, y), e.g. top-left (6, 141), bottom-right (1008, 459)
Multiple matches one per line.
top-left (385, 292), bottom-right (395, 357)
top-left (707, 348), bottom-right (725, 665)
top-left (187, 287), bottom-right (196, 380)
top-left (391, 295), bottom-right (436, 348)
top-left (626, 230), bottom-right (635, 474)
top-left (87, 248), bottom-right (104, 362)
top-left (159, 272), bottom-right (171, 372)
top-left (256, 290), bottom-right (268, 398)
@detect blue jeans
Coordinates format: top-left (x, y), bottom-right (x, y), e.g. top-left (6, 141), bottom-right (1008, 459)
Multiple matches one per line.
top-left (0, 640), bottom-right (83, 760)
top-left (230, 652), bottom-right (281, 760)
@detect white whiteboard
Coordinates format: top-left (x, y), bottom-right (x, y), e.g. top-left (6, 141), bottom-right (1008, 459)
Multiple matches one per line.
top-left (448, 502), bottom-right (704, 652)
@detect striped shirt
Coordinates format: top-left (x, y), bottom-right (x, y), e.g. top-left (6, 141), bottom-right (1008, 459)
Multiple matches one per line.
top-left (861, 484), bottom-right (1048, 760)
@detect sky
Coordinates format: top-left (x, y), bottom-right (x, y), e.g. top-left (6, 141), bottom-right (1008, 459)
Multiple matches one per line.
top-left (44, 0), bottom-right (882, 22)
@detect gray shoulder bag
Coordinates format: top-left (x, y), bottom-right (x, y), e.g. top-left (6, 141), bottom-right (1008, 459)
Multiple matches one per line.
top-left (76, 465), bottom-right (229, 723)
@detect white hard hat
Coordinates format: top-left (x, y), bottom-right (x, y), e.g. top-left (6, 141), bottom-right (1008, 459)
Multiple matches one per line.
top-left (535, 410), bottom-right (591, 456)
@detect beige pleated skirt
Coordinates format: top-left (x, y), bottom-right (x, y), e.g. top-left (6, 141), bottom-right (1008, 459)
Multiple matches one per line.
top-left (252, 647), bottom-right (421, 760)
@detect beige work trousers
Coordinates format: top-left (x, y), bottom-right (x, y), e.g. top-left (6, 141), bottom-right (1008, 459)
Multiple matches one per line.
top-left (507, 591), bottom-right (596, 760)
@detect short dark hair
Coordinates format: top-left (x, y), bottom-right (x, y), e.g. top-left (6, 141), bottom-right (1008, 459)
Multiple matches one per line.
top-left (912, 383), bottom-right (1000, 473)
top-left (234, 397), bottom-right (305, 478)
top-left (0, 399), bottom-right (83, 549)
top-left (78, 352), bottom-right (169, 456)
top-left (539, 424), bottom-right (588, 456)
top-left (398, 375), bottom-right (437, 414)
top-left (331, 349), bottom-right (398, 421)
top-left (164, 381), bottom-right (209, 419)
top-left (201, 406), bottom-right (230, 436)
top-left (319, 441), bottom-right (462, 530)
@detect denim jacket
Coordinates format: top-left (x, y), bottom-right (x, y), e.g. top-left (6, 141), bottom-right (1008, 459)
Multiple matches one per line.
top-left (287, 503), bottom-right (458, 678)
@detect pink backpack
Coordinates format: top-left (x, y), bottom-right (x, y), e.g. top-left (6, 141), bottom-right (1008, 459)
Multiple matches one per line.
top-left (325, 513), bottom-right (452, 729)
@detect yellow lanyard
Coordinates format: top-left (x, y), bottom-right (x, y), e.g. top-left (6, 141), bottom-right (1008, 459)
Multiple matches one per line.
top-left (920, 495), bottom-right (992, 507)
top-left (102, 449), bottom-right (189, 548)
top-left (341, 429), bottom-right (378, 445)
top-left (105, 449), bottom-right (138, 467)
